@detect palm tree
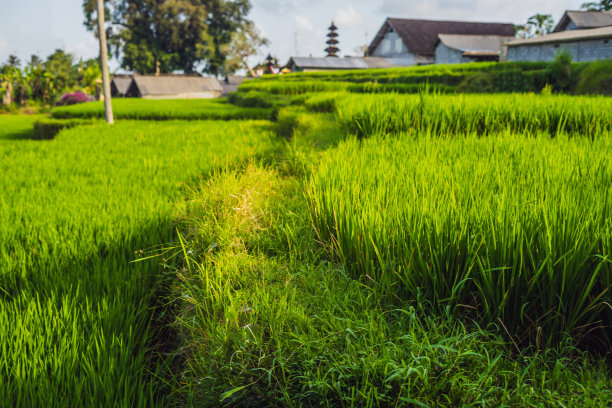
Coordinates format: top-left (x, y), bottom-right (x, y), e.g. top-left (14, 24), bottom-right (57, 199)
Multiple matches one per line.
top-left (526, 14), bottom-right (554, 37)
top-left (581, 0), bottom-right (612, 10)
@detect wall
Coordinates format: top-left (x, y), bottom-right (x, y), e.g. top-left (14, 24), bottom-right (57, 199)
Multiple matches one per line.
top-left (142, 91), bottom-right (221, 99)
top-left (434, 43), bottom-right (473, 64)
top-left (372, 30), bottom-right (417, 64)
top-left (507, 37), bottom-right (612, 62)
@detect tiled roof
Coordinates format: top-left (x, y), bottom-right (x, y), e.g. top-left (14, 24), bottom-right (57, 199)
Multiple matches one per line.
top-left (131, 75), bottom-right (223, 96)
top-left (436, 34), bottom-right (515, 55)
top-left (506, 25), bottom-right (612, 46)
top-left (369, 18), bottom-right (515, 57)
top-left (553, 11), bottom-right (612, 32)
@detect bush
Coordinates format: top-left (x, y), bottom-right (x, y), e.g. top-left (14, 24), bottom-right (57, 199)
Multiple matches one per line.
top-left (32, 118), bottom-right (94, 139)
top-left (458, 69), bottom-right (549, 93)
top-left (546, 50), bottom-right (577, 93)
top-left (575, 59), bottom-right (612, 95)
top-left (56, 91), bottom-right (92, 106)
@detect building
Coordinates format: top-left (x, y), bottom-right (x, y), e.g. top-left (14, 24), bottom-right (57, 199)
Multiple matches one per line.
top-left (506, 26), bottom-right (612, 62)
top-left (368, 18), bottom-right (515, 66)
top-left (125, 74), bottom-right (223, 99)
top-left (220, 75), bottom-right (247, 96)
top-left (110, 76), bottom-right (132, 98)
top-left (285, 56), bottom-right (413, 72)
top-left (553, 10), bottom-right (612, 32)
top-left (434, 34), bottom-right (515, 64)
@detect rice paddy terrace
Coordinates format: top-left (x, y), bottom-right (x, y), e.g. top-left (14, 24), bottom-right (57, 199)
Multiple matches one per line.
top-left (1, 63), bottom-right (611, 406)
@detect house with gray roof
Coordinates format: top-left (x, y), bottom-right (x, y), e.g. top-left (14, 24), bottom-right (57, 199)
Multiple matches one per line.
top-left (506, 26), bottom-right (612, 63)
top-left (553, 10), bottom-right (612, 32)
top-left (506, 10), bottom-right (612, 63)
top-left (125, 74), bottom-right (223, 99)
top-left (434, 34), bottom-right (515, 64)
top-left (285, 56), bottom-right (413, 72)
top-left (111, 76), bottom-right (132, 97)
top-left (368, 18), bottom-right (515, 65)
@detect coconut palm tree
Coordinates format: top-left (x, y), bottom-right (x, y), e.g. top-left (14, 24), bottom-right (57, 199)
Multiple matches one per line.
top-left (581, 0), bottom-right (612, 10)
top-left (526, 14), bottom-right (554, 37)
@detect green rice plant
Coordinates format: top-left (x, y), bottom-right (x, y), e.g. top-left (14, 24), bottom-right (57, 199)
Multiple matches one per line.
top-left (168, 160), bottom-right (612, 406)
top-left (335, 93), bottom-right (612, 137)
top-left (303, 92), bottom-right (346, 113)
top-left (238, 80), bottom-right (351, 95)
top-left (0, 114), bottom-right (45, 140)
top-left (308, 133), bottom-right (611, 349)
top-left (32, 118), bottom-right (98, 139)
top-left (51, 98), bottom-right (272, 120)
top-left (260, 62), bottom-right (549, 84)
top-left (0, 118), bottom-right (280, 406)
top-left (347, 81), bottom-right (456, 94)
top-left (575, 59), bottom-right (612, 95)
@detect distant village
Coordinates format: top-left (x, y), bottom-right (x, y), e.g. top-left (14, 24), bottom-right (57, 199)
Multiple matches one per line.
top-left (111, 10), bottom-right (612, 100)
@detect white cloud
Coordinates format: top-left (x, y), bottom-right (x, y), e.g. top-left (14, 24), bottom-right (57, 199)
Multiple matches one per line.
top-left (335, 5), bottom-right (365, 28)
top-left (66, 37), bottom-right (99, 61)
top-left (295, 15), bottom-right (315, 32)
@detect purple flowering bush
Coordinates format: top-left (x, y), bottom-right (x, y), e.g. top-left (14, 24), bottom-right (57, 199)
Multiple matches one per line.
top-left (56, 91), bottom-right (91, 106)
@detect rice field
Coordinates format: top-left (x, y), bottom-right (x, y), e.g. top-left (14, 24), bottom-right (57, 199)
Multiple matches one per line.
top-left (333, 93), bottom-right (612, 137)
top-left (308, 133), bottom-right (612, 349)
top-left (0, 117), bottom-right (279, 406)
top-left (2, 64), bottom-right (611, 405)
top-left (51, 98), bottom-right (272, 120)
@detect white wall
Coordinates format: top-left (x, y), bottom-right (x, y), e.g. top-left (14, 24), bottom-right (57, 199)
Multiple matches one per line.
top-left (372, 30), bottom-right (413, 60)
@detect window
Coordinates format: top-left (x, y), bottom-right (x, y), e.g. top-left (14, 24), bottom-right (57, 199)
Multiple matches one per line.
top-left (553, 44), bottom-right (560, 48)
top-left (381, 38), bottom-right (391, 54)
top-left (395, 38), bottom-right (403, 54)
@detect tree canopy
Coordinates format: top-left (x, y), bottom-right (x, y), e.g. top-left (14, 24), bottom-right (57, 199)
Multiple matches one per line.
top-left (581, 0), bottom-right (612, 10)
top-left (221, 21), bottom-right (268, 76)
top-left (82, 0), bottom-right (251, 75)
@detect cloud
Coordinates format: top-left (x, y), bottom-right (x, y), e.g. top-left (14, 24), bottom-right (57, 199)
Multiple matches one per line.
top-left (66, 37), bottom-right (99, 61)
top-left (378, 0), bottom-right (578, 22)
top-left (293, 15), bottom-right (327, 56)
top-left (252, 0), bottom-right (324, 15)
top-left (335, 5), bottom-right (365, 28)
top-left (295, 15), bottom-right (315, 31)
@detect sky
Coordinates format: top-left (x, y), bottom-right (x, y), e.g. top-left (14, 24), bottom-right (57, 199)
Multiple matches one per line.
top-left (0, 0), bottom-right (585, 72)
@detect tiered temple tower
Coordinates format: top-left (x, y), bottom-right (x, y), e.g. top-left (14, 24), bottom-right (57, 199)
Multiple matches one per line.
top-left (325, 22), bottom-right (339, 57)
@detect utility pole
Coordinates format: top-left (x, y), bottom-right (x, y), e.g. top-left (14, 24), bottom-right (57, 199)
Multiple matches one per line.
top-left (96, 0), bottom-right (114, 124)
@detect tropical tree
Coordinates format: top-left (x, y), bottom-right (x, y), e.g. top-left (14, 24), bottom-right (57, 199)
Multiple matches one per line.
top-left (581, 0), bottom-right (612, 10)
top-left (221, 21), bottom-right (268, 77)
top-left (525, 14), bottom-right (554, 37)
top-left (45, 49), bottom-right (79, 93)
top-left (82, 0), bottom-right (251, 75)
top-left (77, 59), bottom-right (102, 96)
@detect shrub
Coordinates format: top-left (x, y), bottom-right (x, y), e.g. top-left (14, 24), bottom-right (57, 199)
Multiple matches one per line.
top-left (575, 59), bottom-right (612, 95)
top-left (32, 118), bottom-right (94, 139)
top-left (546, 50), bottom-right (576, 93)
top-left (56, 91), bottom-right (92, 106)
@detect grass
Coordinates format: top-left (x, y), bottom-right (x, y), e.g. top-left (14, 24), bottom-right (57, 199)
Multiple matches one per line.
top-left (333, 92), bottom-right (612, 137)
top-left (0, 117), bottom-right (280, 406)
top-left (308, 132), bottom-right (611, 350)
top-left (0, 114), bottom-right (45, 141)
top-left (165, 153), bottom-right (611, 407)
top-left (2, 75), bottom-right (612, 406)
top-left (259, 62), bottom-right (550, 83)
top-left (51, 98), bottom-right (272, 120)
top-left (575, 59), bottom-right (612, 95)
